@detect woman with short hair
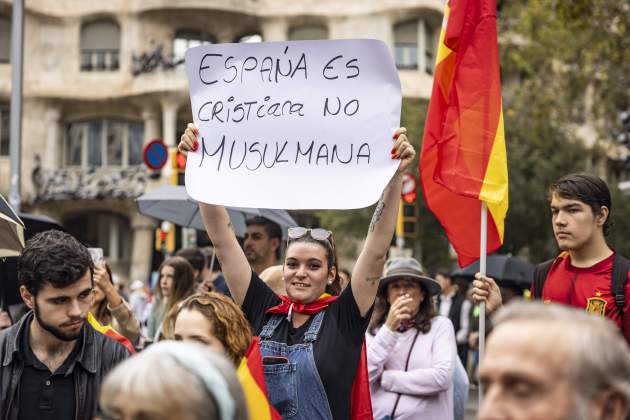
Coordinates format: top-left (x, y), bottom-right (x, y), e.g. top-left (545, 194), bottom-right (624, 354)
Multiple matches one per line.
top-left (162, 292), bottom-right (252, 366)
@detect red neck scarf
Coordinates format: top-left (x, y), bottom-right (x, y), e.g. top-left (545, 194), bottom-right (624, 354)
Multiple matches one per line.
top-left (266, 294), bottom-right (339, 319)
top-left (264, 293), bottom-right (373, 420)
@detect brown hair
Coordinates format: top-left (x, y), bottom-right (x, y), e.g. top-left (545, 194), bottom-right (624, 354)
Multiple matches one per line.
top-left (157, 256), bottom-right (196, 313)
top-left (162, 293), bottom-right (252, 366)
top-left (94, 263), bottom-right (115, 325)
top-left (549, 173), bottom-right (612, 235)
top-left (368, 282), bottom-right (437, 335)
top-left (285, 234), bottom-right (341, 295)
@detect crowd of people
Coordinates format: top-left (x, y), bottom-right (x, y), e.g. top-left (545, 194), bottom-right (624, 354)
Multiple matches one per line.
top-left (0, 124), bottom-right (629, 420)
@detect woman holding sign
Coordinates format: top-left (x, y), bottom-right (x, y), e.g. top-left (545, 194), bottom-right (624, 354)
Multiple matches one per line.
top-left (179, 123), bottom-right (415, 420)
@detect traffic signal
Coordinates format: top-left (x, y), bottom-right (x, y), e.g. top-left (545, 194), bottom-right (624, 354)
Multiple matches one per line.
top-left (171, 148), bottom-right (187, 185)
top-left (155, 221), bottom-right (175, 255)
top-left (400, 201), bottom-right (417, 238)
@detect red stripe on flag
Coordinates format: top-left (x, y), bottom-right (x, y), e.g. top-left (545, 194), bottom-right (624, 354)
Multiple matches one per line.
top-left (420, 0), bottom-right (507, 266)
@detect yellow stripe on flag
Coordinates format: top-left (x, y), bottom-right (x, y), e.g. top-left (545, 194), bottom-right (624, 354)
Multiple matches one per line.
top-left (237, 356), bottom-right (273, 420)
top-left (86, 312), bottom-right (109, 334)
top-left (480, 107), bottom-right (509, 241)
top-left (436, 5), bottom-right (454, 65)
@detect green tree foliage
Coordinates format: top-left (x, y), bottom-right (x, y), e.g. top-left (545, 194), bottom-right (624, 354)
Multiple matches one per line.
top-left (498, 0), bottom-right (630, 262)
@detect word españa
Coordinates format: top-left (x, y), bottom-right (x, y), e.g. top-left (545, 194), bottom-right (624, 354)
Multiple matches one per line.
top-left (198, 46), bottom-right (360, 85)
top-left (199, 135), bottom-right (371, 171)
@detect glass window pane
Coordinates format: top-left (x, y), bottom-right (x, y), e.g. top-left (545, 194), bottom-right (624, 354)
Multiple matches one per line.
top-left (128, 122), bottom-right (144, 166)
top-left (81, 20), bottom-right (120, 50)
top-left (66, 124), bottom-right (83, 166)
top-left (87, 121), bottom-right (103, 167)
top-left (394, 21), bottom-right (419, 69)
top-left (289, 26), bottom-right (328, 41)
top-left (0, 106), bottom-right (9, 155)
top-left (0, 16), bottom-right (11, 63)
top-left (107, 121), bottom-right (124, 166)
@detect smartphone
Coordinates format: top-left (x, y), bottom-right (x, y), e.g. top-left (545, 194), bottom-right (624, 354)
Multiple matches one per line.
top-left (88, 247), bottom-right (104, 265)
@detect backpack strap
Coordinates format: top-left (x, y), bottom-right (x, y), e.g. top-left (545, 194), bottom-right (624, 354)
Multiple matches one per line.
top-left (612, 254), bottom-right (630, 314)
top-left (532, 259), bottom-right (554, 299)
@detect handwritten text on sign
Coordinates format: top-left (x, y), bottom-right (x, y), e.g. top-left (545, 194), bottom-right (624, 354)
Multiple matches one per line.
top-left (185, 39), bottom-right (401, 209)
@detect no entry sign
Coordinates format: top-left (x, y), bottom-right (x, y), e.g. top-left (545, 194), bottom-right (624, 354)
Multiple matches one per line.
top-left (401, 172), bottom-right (417, 203)
top-left (143, 139), bottom-right (168, 170)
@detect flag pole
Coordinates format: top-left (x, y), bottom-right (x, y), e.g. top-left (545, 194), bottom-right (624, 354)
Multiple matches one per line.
top-left (478, 201), bottom-right (488, 407)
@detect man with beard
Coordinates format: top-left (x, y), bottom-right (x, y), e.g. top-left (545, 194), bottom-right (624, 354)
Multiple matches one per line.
top-left (472, 173), bottom-right (630, 344)
top-left (243, 217), bottom-right (281, 275)
top-left (0, 230), bottom-right (130, 420)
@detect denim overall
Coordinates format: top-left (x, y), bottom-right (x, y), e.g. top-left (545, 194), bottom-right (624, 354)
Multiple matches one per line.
top-left (259, 311), bottom-right (334, 420)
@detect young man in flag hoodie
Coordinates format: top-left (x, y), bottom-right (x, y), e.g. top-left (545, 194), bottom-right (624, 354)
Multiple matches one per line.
top-left (0, 230), bottom-right (130, 420)
top-left (472, 173), bottom-right (630, 344)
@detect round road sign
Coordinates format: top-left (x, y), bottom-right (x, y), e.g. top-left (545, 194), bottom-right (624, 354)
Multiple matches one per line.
top-left (401, 173), bottom-right (417, 203)
top-left (143, 139), bottom-right (168, 170)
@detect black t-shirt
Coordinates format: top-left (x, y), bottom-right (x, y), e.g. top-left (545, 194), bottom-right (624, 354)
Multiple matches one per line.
top-left (18, 320), bottom-right (80, 420)
top-left (242, 272), bottom-right (372, 420)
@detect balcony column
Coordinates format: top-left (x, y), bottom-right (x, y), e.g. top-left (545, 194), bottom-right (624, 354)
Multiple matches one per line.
top-left (129, 214), bottom-right (157, 286)
top-left (261, 18), bottom-right (288, 42)
top-left (141, 108), bottom-right (160, 144)
top-left (44, 107), bottom-right (62, 169)
top-left (418, 19), bottom-right (427, 74)
top-left (160, 98), bottom-right (179, 181)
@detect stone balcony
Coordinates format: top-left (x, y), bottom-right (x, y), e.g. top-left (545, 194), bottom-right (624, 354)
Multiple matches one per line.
top-left (31, 164), bottom-right (149, 203)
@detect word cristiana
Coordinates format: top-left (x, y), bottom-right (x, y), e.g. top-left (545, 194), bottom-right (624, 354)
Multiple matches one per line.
top-left (199, 136), bottom-right (371, 171)
top-left (198, 46), bottom-right (360, 85)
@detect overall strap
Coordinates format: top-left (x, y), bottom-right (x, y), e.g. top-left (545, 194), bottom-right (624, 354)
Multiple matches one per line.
top-left (612, 254), bottom-right (630, 314)
top-left (259, 314), bottom-right (284, 340)
top-left (532, 259), bottom-right (554, 299)
top-left (303, 311), bottom-right (326, 343)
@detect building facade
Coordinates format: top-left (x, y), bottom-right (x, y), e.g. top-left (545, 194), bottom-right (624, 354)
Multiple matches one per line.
top-left (0, 0), bottom-right (444, 283)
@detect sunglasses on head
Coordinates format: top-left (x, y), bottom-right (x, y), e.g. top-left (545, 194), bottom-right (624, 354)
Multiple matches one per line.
top-left (287, 227), bottom-right (336, 265)
top-left (287, 227), bottom-right (333, 242)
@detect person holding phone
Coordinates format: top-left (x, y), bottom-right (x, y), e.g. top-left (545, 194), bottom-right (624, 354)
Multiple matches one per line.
top-left (178, 123), bottom-right (415, 420)
top-left (89, 261), bottom-right (142, 345)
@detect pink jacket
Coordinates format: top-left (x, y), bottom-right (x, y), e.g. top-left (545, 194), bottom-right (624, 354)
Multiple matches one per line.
top-left (367, 316), bottom-right (456, 420)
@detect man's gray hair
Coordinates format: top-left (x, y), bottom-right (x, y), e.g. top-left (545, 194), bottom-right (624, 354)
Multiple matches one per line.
top-left (493, 301), bottom-right (630, 418)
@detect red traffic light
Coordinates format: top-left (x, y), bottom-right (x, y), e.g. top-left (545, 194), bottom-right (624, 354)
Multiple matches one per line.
top-left (176, 152), bottom-right (187, 171)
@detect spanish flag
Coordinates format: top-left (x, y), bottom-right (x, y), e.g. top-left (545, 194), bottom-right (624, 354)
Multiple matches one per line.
top-left (420, 0), bottom-right (508, 267)
top-left (237, 337), bottom-right (281, 420)
top-left (86, 312), bottom-right (135, 353)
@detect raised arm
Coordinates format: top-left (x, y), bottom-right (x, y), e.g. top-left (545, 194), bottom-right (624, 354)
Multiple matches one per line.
top-left (179, 124), bottom-right (251, 305)
top-left (352, 127), bottom-right (415, 316)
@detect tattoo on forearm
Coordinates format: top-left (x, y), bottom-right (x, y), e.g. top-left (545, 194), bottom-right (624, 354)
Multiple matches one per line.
top-left (365, 276), bottom-right (380, 286)
top-left (369, 194), bottom-right (386, 232)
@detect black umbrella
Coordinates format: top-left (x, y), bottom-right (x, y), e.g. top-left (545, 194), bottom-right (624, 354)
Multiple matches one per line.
top-left (452, 253), bottom-right (534, 289)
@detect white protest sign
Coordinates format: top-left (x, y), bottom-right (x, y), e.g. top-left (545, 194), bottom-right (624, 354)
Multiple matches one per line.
top-left (184, 39), bottom-right (401, 209)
